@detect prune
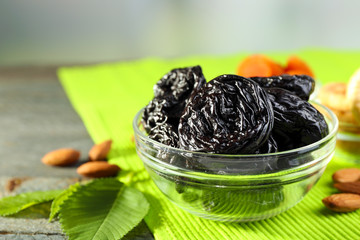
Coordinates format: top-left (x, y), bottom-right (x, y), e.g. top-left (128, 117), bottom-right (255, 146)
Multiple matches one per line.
top-left (178, 74), bottom-right (274, 154)
top-left (250, 74), bottom-right (315, 101)
top-left (148, 123), bottom-right (179, 148)
top-left (266, 88), bottom-right (329, 151)
top-left (142, 66), bottom-right (206, 145)
top-left (153, 65), bottom-right (206, 107)
top-left (254, 134), bottom-right (278, 154)
top-left (142, 98), bottom-right (168, 132)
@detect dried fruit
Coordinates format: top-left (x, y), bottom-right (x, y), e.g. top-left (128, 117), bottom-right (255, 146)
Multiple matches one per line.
top-left (236, 55), bottom-right (284, 78)
top-left (148, 123), bottom-right (179, 147)
top-left (41, 148), bottom-right (80, 166)
top-left (178, 74), bottom-right (274, 154)
top-left (143, 65), bottom-right (328, 157)
top-left (284, 55), bottom-right (315, 77)
top-left (142, 66), bottom-right (206, 131)
top-left (250, 74), bottom-right (315, 101)
top-left (332, 168), bottom-right (360, 183)
top-left (266, 88), bottom-right (328, 151)
top-left (88, 139), bottom-right (112, 161)
top-left (237, 55), bottom-right (314, 78)
top-left (77, 161), bottom-right (120, 178)
top-left (322, 193), bottom-right (360, 212)
top-left (334, 181), bottom-right (360, 195)
top-left (142, 66), bottom-right (206, 147)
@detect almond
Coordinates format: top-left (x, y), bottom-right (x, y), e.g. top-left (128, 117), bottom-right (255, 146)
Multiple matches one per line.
top-left (77, 161), bottom-right (120, 178)
top-left (88, 139), bottom-right (112, 161)
top-left (332, 168), bottom-right (360, 183)
top-left (41, 148), bottom-right (80, 166)
top-left (322, 193), bottom-right (360, 212)
top-left (334, 182), bottom-right (360, 195)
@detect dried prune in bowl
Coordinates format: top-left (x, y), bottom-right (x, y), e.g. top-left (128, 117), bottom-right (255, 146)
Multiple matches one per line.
top-left (148, 123), bottom-right (179, 148)
top-left (153, 65), bottom-right (206, 108)
top-left (142, 66), bottom-right (206, 145)
top-left (178, 74), bottom-right (274, 154)
top-left (265, 87), bottom-right (329, 152)
top-left (250, 74), bottom-right (315, 101)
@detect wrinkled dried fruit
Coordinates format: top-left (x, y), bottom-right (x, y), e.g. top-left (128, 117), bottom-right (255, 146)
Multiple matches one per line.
top-left (42, 148), bottom-right (80, 166)
top-left (77, 161), bottom-right (120, 178)
top-left (266, 88), bottom-right (328, 151)
top-left (250, 74), bottom-right (315, 101)
top-left (254, 134), bottom-right (278, 154)
top-left (89, 139), bottom-right (112, 161)
top-left (142, 66), bottom-right (206, 146)
top-left (322, 193), bottom-right (360, 212)
top-left (334, 181), bottom-right (360, 195)
top-left (148, 123), bottom-right (179, 148)
top-left (178, 74), bottom-right (274, 154)
top-left (332, 168), bottom-right (360, 183)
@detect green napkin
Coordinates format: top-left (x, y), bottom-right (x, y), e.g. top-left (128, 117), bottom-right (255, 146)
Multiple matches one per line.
top-left (58, 49), bottom-right (360, 240)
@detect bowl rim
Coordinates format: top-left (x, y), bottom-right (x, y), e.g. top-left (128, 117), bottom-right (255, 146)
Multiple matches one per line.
top-left (133, 102), bottom-right (338, 157)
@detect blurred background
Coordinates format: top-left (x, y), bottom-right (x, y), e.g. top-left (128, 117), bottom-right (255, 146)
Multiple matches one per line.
top-left (0, 0), bottom-right (360, 66)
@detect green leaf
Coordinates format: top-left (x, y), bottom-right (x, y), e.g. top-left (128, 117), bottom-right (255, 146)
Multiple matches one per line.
top-left (59, 178), bottom-right (150, 240)
top-left (49, 182), bottom-right (81, 222)
top-left (0, 189), bottom-right (64, 216)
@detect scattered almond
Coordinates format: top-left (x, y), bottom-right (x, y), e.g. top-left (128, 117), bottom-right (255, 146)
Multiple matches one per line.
top-left (322, 193), bottom-right (360, 212)
top-left (77, 161), bottom-right (120, 178)
top-left (88, 139), bottom-right (112, 161)
top-left (332, 168), bottom-right (360, 183)
top-left (41, 148), bottom-right (80, 166)
top-left (334, 182), bottom-right (360, 195)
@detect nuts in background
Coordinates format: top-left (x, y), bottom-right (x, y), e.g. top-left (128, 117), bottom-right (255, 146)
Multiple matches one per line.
top-left (41, 148), bottom-right (80, 166)
top-left (41, 139), bottom-right (120, 178)
top-left (323, 168), bottom-right (360, 212)
top-left (88, 139), bottom-right (113, 161)
top-left (332, 168), bottom-right (360, 183)
top-left (77, 161), bottom-right (120, 178)
top-left (322, 193), bottom-right (360, 212)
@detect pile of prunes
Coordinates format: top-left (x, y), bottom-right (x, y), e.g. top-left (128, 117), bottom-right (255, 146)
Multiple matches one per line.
top-left (142, 66), bottom-right (328, 154)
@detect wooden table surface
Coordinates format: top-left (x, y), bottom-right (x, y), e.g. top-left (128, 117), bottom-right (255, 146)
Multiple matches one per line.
top-left (0, 66), bottom-right (153, 240)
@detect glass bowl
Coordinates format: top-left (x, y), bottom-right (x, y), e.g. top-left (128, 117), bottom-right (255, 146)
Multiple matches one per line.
top-left (335, 121), bottom-right (360, 162)
top-left (133, 103), bottom-right (338, 222)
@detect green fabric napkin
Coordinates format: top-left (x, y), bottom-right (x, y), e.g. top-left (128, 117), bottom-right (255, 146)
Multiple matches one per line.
top-left (58, 49), bottom-right (360, 240)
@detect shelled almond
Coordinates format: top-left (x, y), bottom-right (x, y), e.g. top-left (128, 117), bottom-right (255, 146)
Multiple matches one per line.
top-left (334, 182), bottom-right (360, 195)
top-left (332, 168), bottom-right (360, 183)
top-left (323, 168), bottom-right (360, 212)
top-left (41, 148), bottom-right (80, 166)
top-left (41, 139), bottom-right (120, 178)
top-left (322, 193), bottom-right (360, 212)
top-left (77, 161), bottom-right (120, 178)
top-left (88, 139), bottom-right (112, 161)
